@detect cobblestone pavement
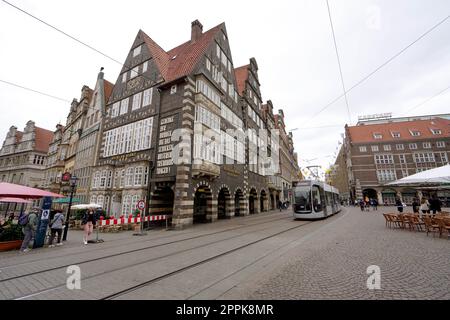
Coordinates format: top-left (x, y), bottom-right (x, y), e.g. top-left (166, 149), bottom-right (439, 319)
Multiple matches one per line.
top-left (221, 206), bottom-right (450, 300)
top-left (1, 207), bottom-right (448, 300)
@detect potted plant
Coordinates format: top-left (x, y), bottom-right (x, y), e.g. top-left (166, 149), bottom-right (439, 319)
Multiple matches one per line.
top-left (0, 221), bottom-right (25, 252)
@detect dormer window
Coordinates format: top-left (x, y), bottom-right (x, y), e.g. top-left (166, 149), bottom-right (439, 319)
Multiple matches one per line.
top-left (391, 132), bottom-right (401, 138)
top-left (373, 133), bottom-right (382, 139)
top-left (431, 129), bottom-right (441, 135)
top-left (410, 130), bottom-right (421, 137)
top-left (170, 85), bottom-right (177, 94)
top-left (133, 45), bottom-right (142, 57)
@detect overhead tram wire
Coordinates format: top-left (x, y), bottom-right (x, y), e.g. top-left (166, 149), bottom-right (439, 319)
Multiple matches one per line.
top-left (0, 79), bottom-right (71, 103)
top-left (400, 84), bottom-right (450, 116)
top-left (326, 0), bottom-right (351, 124)
top-left (1, 0), bottom-right (123, 67)
top-left (309, 13), bottom-right (450, 122)
top-left (1, 0), bottom-right (163, 87)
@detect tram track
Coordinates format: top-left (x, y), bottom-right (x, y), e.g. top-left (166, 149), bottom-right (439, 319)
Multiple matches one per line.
top-left (2, 216), bottom-right (297, 300)
top-left (12, 217), bottom-right (308, 300)
top-left (11, 219), bottom-right (312, 300)
top-left (0, 211), bottom-right (285, 270)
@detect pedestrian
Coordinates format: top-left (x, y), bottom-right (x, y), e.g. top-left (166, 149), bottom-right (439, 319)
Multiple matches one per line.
top-left (412, 198), bottom-right (420, 214)
top-left (81, 207), bottom-right (97, 245)
top-left (428, 195), bottom-right (442, 215)
top-left (359, 199), bottom-right (364, 212)
top-left (19, 208), bottom-right (39, 252)
top-left (420, 197), bottom-right (430, 215)
top-left (395, 197), bottom-right (403, 213)
top-left (278, 200), bottom-right (283, 212)
top-left (373, 199), bottom-right (378, 211)
top-left (48, 210), bottom-right (65, 247)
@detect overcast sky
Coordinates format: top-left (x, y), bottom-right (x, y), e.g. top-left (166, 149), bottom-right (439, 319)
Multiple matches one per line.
top-left (1, 0), bottom-right (449, 178)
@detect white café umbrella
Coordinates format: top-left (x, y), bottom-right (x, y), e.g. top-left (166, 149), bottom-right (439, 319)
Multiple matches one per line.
top-left (387, 164), bottom-right (450, 186)
top-left (70, 203), bottom-right (102, 210)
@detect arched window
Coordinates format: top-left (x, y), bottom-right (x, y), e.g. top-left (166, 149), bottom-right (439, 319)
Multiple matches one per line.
top-left (97, 195), bottom-right (104, 208)
top-left (90, 195), bottom-right (97, 204)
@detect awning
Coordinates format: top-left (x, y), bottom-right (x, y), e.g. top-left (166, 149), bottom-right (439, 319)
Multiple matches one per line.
top-left (71, 203), bottom-right (102, 210)
top-left (387, 164), bottom-right (450, 186)
top-left (53, 197), bottom-right (81, 204)
top-left (0, 197), bottom-right (33, 204)
top-left (0, 182), bottom-right (65, 199)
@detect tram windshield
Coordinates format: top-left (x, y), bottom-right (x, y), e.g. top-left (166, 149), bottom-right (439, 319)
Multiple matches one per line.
top-left (294, 187), bottom-right (311, 211)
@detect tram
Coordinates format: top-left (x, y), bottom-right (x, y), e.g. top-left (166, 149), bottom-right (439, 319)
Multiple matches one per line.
top-left (292, 180), bottom-right (341, 220)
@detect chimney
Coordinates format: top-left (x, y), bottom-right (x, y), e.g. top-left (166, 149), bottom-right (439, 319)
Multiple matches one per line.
top-left (191, 19), bottom-right (203, 42)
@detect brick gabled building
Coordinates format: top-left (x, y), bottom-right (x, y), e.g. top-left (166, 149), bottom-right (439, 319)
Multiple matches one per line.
top-left (337, 114), bottom-right (450, 205)
top-left (91, 20), bottom-right (300, 228)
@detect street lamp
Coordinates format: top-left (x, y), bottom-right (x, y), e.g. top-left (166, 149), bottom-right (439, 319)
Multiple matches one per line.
top-left (62, 174), bottom-right (78, 241)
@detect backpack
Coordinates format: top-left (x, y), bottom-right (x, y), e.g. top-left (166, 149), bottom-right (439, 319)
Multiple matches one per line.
top-left (18, 212), bottom-right (29, 226)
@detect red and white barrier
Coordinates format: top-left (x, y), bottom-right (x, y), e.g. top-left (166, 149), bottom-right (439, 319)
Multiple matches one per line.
top-left (98, 215), bottom-right (167, 226)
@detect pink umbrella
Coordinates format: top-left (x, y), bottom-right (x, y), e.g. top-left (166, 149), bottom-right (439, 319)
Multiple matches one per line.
top-left (0, 197), bottom-right (33, 204)
top-left (0, 182), bottom-right (64, 199)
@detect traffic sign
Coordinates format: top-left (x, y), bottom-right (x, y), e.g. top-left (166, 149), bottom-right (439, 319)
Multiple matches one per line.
top-left (137, 200), bottom-right (145, 210)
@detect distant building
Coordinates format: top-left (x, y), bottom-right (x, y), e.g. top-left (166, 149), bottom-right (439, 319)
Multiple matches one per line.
top-left (0, 121), bottom-right (53, 211)
top-left (333, 113), bottom-right (450, 205)
top-left (43, 70), bottom-right (113, 203)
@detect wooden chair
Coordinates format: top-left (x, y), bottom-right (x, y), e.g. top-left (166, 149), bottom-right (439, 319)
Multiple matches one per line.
top-left (435, 217), bottom-right (450, 239)
top-left (383, 213), bottom-right (391, 228)
top-left (398, 214), bottom-right (413, 230)
top-left (410, 215), bottom-right (425, 232)
top-left (388, 214), bottom-right (402, 229)
top-left (423, 216), bottom-right (440, 237)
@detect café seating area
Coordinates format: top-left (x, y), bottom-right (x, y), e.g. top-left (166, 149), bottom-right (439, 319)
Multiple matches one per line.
top-left (383, 211), bottom-right (450, 239)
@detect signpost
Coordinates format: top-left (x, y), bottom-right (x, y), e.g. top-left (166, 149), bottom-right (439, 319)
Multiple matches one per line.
top-left (33, 197), bottom-right (52, 248)
top-left (133, 200), bottom-right (147, 236)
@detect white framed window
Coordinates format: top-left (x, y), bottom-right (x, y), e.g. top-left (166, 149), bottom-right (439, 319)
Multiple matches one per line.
top-left (122, 195), bottom-right (131, 216)
top-left (437, 141), bottom-right (445, 148)
top-left (133, 45), bottom-right (142, 57)
top-left (100, 170), bottom-right (107, 188)
top-left (120, 169), bottom-right (125, 188)
top-left (376, 169), bottom-right (397, 182)
top-left (111, 102), bottom-right (120, 118)
top-left (410, 130), bottom-right (421, 137)
top-left (122, 73), bottom-right (127, 83)
top-left (431, 129), bottom-right (441, 135)
top-left (359, 146), bottom-right (367, 152)
top-left (196, 79), bottom-right (220, 106)
top-left (130, 66), bottom-right (139, 79)
top-left (142, 87), bottom-right (153, 107)
top-left (399, 154), bottom-right (407, 164)
top-left (120, 98), bottom-right (129, 115)
top-left (206, 58), bottom-right (211, 71)
top-left (391, 132), bottom-right (401, 138)
top-left (132, 92), bottom-right (142, 111)
top-left (423, 142), bottom-right (431, 149)
top-left (371, 145), bottom-right (379, 152)
top-left (409, 143), bottom-right (417, 150)
top-left (383, 145), bottom-right (391, 151)
top-left (125, 167), bottom-right (134, 187)
top-left (131, 195), bottom-right (138, 211)
top-left (413, 153), bottom-right (435, 163)
top-left (396, 144), bottom-right (404, 150)
top-left (170, 85), bottom-right (177, 94)
top-left (142, 61), bottom-right (148, 73)
top-left (375, 154), bottom-right (394, 164)
top-left (134, 167), bottom-right (143, 186)
top-left (216, 43), bottom-right (220, 58)
top-left (373, 133), bottom-right (382, 139)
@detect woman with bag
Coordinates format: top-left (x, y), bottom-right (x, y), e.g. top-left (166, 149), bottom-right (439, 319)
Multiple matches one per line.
top-left (82, 207), bottom-right (97, 245)
top-left (48, 210), bottom-right (65, 247)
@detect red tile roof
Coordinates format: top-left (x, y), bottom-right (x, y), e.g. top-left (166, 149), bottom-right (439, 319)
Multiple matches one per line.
top-left (234, 65), bottom-right (249, 96)
top-left (103, 80), bottom-right (114, 102)
top-left (347, 118), bottom-right (450, 143)
top-left (34, 127), bottom-right (53, 153)
top-left (140, 23), bottom-right (223, 85)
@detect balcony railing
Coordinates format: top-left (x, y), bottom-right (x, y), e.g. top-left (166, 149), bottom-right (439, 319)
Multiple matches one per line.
top-left (192, 160), bottom-right (220, 178)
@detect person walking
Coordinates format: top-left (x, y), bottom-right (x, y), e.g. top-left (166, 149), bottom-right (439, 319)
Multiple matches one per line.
top-left (373, 199), bottom-right (378, 211)
top-left (429, 195), bottom-right (442, 215)
top-left (19, 208), bottom-right (39, 252)
top-left (420, 197), bottom-right (430, 216)
top-left (48, 210), bottom-right (65, 247)
top-left (278, 200), bottom-right (283, 212)
top-left (412, 198), bottom-right (420, 214)
top-left (359, 199), bottom-right (365, 212)
top-left (82, 207), bottom-right (97, 245)
top-left (395, 197), bottom-right (403, 213)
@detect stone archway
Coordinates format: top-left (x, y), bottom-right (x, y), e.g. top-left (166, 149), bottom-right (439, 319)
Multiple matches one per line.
top-left (249, 188), bottom-right (258, 214)
top-left (234, 189), bottom-right (245, 217)
top-left (362, 188), bottom-right (377, 201)
top-left (218, 186), bottom-right (232, 219)
top-left (194, 185), bottom-right (213, 223)
top-left (260, 189), bottom-right (268, 212)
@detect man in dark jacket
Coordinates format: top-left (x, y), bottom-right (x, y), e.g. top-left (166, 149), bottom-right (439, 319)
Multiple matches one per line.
top-left (428, 195), bottom-right (442, 214)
